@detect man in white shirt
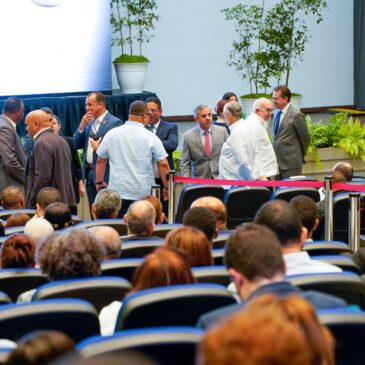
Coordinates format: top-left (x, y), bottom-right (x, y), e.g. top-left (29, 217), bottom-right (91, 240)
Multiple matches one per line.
top-left (95, 101), bottom-right (169, 216)
top-left (219, 99), bottom-right (277, 181)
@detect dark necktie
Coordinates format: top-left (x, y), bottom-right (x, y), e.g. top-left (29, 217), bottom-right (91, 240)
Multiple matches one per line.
top-left (274, 110), bottom-right (282, 138)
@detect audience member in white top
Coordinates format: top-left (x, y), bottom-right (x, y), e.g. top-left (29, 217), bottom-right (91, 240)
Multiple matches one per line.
top-left (255, 200), bottom-right (342, 276)
top-left (99, 246), bottom-right (195, 336)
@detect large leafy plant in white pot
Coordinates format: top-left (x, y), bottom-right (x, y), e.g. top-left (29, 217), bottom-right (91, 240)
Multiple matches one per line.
top-left (111, 0), bottom-right (159, 93)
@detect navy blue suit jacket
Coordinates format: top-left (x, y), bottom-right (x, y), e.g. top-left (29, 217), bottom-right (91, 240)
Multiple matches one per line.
top-left (74, 111), bottom-right (123, 183)
top-left (155, 119), bottom-right (178, 170)
top-left (197, 281), bottom-right (347, 330)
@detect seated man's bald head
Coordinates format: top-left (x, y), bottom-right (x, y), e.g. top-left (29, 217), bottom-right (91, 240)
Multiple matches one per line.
top-left (191, 196), bottom-right (227, 231)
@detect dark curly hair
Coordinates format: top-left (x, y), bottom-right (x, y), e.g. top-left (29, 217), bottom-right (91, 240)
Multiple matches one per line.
top-left (37, 228), bottom-right (105, 281)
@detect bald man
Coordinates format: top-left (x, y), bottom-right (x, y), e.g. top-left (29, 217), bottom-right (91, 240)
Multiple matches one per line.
top-left (24, 110), bottom-right (75, 209)
top-left (191, 196), bottom-right (228, 232)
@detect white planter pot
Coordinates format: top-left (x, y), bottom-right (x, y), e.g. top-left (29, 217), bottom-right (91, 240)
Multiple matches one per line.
top-left (114, 62), bottom-right (149, 94)
top-left (291, 95), bottom-right (303, 110)
top-left (239, 97), bottom-right (255, 115)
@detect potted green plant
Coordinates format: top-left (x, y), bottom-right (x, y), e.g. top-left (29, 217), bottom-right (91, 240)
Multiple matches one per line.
top-left (304, 113), bottom-right (365, 178)
top-left (222, 0), bottom-right (327, 111)
top-left (110, 0), bottom-right (159, 93)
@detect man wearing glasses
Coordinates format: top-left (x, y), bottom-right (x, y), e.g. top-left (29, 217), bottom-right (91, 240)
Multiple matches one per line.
top-left (95, 101), bottom-right (169, 216)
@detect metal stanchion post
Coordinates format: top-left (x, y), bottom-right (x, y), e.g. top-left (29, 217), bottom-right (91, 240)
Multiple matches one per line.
top-left (167, 170), bottom-right (176, 224)
top-left (349, 193), bottom-right (360, 252)
top-left (151, 185), bottom-right (161, 200)
top-left (324, 176), bottom-right (333, 241)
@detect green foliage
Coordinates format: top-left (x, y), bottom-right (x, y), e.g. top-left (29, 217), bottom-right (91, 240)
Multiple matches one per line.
top-left (110, 0), bottom-right (159, 58)
top-left (306, 113), bottom-right (365, 168)
top-left (222, 0), bottom-right (328, 90)
top-left (172, 149), bottom-right (181, 175)
top-left (113, 54), bottom-right (149, 63)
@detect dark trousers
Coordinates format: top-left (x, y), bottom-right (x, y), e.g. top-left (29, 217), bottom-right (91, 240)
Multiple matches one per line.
top-left (118, 199), bottom-right (136, 218)
top-left (155, 177), bottom-right (168, 220)
top-left (279, 167), bottom-right (303, 178)
top-left (85, 168), bottom-right (97, 215)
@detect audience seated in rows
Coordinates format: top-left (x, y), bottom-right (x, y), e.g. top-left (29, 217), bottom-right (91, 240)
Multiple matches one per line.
top-left (99, 246), bottom-right (195, 336)
top-left (122, 201), bottom-right (162, 242)
top-left (89, 226), bottom-right (121, 260)
top-left (191, 196), bottom-right (228, 232)
top-left (0, 234), bottom-right (36, 268)
top-left (141, 195), bottom-right (165, 224)
top-left (199, 294), bottom-right (335, 365)
top-left (5, 330), bottom-right (75, 365)
top-left (165, 226), bottom-right (214, 266)
top-left (182, 207), bottom-right (217, 244)
top-left (35, 187), bottom-right (62, 219)
top-left (5, 213), bottom-right (30, 228)
top-left (255, 200), bottom-right (342, 276)
top-left (92, 189), bottom-right (121, 220)
top-left (24, 218), bottom-right (54, 245)
top-left (44, 202), bottom-right (73, 231)
top-left (0, 186), bottom-right (24, 210)
top-left (197, 223), bottom-right (346, 330)
top-left (18, 228), bottom-right (105, 302)
top-left (289, 195), bottom-right (319, 241)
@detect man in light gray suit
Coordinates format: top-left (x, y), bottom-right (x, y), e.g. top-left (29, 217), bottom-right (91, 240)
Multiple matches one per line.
top-left (181, 104), bottom-right (228, 178)
top-left (0, 97), bottom-right (27, 195)
top-left (272, 85), bottom-right (310, 178)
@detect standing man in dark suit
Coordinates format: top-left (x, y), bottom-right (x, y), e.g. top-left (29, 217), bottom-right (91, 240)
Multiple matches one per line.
top-left (181, 104), bottom-right (228, 179)
top-left (74, 92), bottom-right (123, 213)
top-left (24, 110), bottom-right (75, 209)
top-left (146, 97), bottom-right (178, 216)
top-left (0, 97), bottom-right (27, 195)
top-left (272, 85), bottom-right (310, 178)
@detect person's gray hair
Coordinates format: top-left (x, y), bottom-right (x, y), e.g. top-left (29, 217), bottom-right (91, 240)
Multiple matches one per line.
top-left (223, 101), bottom-right (242, 118)
top-left (24, 218), bottom-right (54, 245)
top-left (252, 97), bottom-right (272, 112)
top-left (89, 226), bottom-right (121, 260)
top-left (126, 201), bottom-right (156, 235)
top-left (193, 104), bottom-right (210, 118)
top-left (93, 189), bottom-right (122, 219)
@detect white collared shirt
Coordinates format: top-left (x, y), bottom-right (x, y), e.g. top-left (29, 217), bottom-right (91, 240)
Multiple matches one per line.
top-left (198, 126), bottom-right (212, 147)
top-left (148, 120), bottom-right (160, 134)
top-left (86, 110), bottom-right (108, 164)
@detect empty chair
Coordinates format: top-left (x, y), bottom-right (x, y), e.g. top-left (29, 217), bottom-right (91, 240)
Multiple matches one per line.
top-left (32, 277), bottom-right (131, 312)
top-left (0, 292), bottom-right (11, 305)
top-left (115, 284), bottom-right (237, 331)
top-left (224, 187), bottom-right (271, 229)
top-left (0, 268), bottom-right (48, 302)
top-left (332, 192), bottom-right (365, 242)
top-left (175, 185), bottom-right (225, 223)
top-left (192, 266), bottom-right (230, 286)
top-left (271, 187), bottom-right (320, 202)
top-left (318, 309), bottom-right (365, 365)
top-left (101, 259), bottom-right (143, 282)
top-left (212, 248), bottom-right (225, 266)
top-left (0, 299), bottom-right (100, 343)
top-left (75, 219), bottom-right (127, 236)
top-left (312, 255), bottom-right (360, 274)
top-left (288, 272), bottom-right (365, 309)
top-left (152, 224), bottom-right (183, 239)
top-left (120, 241), bottom-right (163, 259)
top-left (303, 241), bottom-right (353, 256)
top-left (77, 327), bottom-right (204, 365)
top-left (0, 209), bottom-right (36, 221)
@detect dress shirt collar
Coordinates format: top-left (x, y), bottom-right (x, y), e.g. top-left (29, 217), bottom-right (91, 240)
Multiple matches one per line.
top-left (34, 127), bottom-right (52, 140)
top-left (125, 120), bottom-right (145, 128)
top-left (198, 126), bottom-right (212, 136)
top-left (148, 120), bottom-right (160, 133)
top-left (2, 114), bottom-right (16, 129)
top-left (229, 118), bottom-right (245, 133)
top-left (96, 110), bottom-right (108, 123)
top-left (281, 102), bottom-right (291, 118)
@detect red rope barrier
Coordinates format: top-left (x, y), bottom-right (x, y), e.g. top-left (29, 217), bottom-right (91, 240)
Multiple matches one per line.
top-left (173, 176), bottom-right (365, 192)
